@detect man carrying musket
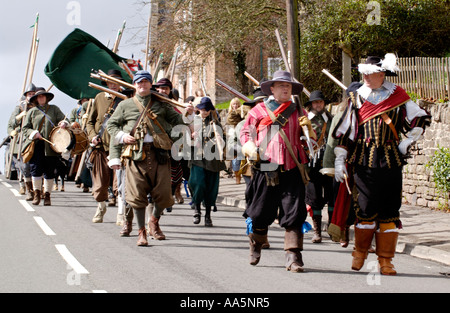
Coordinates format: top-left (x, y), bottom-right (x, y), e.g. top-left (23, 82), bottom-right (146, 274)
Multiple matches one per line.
top-left (107, 71), bottom-right (194, 246)
top-left (332, 54), bottom-right (431, 275)
top-left (240, 70), bottom-right (315, 272)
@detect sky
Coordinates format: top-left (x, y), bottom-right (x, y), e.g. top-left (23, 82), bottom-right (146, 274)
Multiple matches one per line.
top-left (0, 0), bottom-right (151, 172)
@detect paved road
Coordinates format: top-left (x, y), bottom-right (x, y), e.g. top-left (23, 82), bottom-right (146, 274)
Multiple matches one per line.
top-left (1, 176), bottom-right (449, 295)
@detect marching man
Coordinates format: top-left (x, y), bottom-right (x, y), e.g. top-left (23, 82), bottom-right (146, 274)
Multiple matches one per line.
top-left (332, 54), bottom-right (431, 275)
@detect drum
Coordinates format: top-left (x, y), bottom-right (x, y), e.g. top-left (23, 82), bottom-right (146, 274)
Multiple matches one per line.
top-left (49, 127), bottom-right (89, 156)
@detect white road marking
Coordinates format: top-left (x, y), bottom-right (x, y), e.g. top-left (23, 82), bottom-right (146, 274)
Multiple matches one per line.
top-left (92, 290), bottom-right (108, 293)
top-left (10, 188), bottom-right (21, 197)
top-left (33, 216), bottom-right (56, 236)
top-left (19, 199), bottom-right (35, 212)
top-left (1, 182), bottom-right (13, 188)
top-left (55, 244), bottom-right (89, 275)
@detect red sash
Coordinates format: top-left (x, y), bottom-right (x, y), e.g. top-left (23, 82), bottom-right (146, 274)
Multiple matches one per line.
top-left (257, 100), bottom-right (292, 132)
top-left (358, 86), bottom-right (410, 125)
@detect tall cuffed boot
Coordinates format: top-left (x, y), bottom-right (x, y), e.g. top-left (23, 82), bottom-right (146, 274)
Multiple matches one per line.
top-left (311, 215), bottom-right (322, 243)
top-left (92, 202), bottom-right (107, 223)
top-left (204, 206), bottom-right (213, 227)
top-left (148, 215), bottom-right (166, 240)
top-left (352, 224), bottom-right (376, 271)
top-left (284, 228), bottom-right (304, 272)
top-left (25, 181), bottom-right (34, 201)
top-left (375, 230), bottom-right (399, 276)
top-left (32, 177), bottom-right (43, 206)
top-left (192, 203), bottom-right (201, 224)
top-left (248, 231), bottom-right (267, 266)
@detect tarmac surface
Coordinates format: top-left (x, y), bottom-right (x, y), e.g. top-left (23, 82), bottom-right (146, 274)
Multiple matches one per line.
top-left (216, 176), bottom-right (450, 267)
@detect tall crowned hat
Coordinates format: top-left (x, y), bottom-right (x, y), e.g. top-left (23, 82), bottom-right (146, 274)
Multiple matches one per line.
top-left (358, 53), bottom-right (400, 77)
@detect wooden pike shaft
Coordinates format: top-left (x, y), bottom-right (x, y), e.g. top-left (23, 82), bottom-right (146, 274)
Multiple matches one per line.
top-left (322, 69), bottom-right (347, 90)
top-left (274, 29), bottom-right (311, 97)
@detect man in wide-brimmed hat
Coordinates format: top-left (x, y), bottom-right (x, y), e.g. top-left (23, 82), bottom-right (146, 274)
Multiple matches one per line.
top-left (240, 70), bottom-right (315, 273)
top-left (332, 53), bottom-right (431, 275)
top-left (22, 87), bottom-right (69, 206)
top-left (304, 90), bottom-right (335, 244)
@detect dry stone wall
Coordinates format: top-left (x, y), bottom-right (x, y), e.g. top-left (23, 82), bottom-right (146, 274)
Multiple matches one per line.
top-left (402, 101), bottom-right (450, 210)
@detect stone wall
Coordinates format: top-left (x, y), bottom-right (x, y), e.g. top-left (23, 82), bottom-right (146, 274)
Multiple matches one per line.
top-left (402, 101), bottom-right (450, 210)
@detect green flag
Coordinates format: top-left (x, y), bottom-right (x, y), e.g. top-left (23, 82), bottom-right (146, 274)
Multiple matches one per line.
top-left (45, 28), bottom-right (131, 99)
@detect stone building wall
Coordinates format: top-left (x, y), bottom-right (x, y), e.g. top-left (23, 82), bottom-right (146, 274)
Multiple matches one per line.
top-left (402, 101), bottom-right (450, 210)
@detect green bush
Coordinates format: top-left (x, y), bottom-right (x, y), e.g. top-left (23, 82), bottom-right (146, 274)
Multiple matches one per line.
top-left (426, 145), bottom-right (450, 210)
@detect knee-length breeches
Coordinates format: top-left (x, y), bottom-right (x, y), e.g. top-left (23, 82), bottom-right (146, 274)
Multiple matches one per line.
top-left (244, 166), bottom-right (307, 230)
top-left (354, 165), bottom-right (403, 224)
top-left (125, 145), bottom-right (173, 210)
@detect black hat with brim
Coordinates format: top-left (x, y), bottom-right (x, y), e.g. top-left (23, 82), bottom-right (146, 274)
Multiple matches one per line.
top-left (243, 88), bottom-right (267, 107)
top-left (305, 90), bottom-right (330, 108)
top-left (29, 88), bottom-right (54, 105)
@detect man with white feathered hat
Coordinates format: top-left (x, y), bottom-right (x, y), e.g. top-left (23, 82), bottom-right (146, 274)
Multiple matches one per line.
top-left (331, 53), bottom-right (431, 275)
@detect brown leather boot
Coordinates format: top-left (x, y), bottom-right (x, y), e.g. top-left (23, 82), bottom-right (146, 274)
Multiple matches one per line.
top-left (148, 216), bottom-right (166, 240)
top-left (25, 182), bottom-right (34, 201)
top-left (375, 231), bottom-right (399, 275)
top-left (120, 221), bottom-right (133, 237)
top-left (43, 192), bottom-right (51, 206)
top-left (311, 215), bottom-right (322, 243)
top-left (248, 232), bottom-right (267, 266)
top-left (137, 227), bottom-right (148, 246)
top-left (32, 190), bottom-right (41, 206)
top-left (352, 226), bottom-right (376, 271)
top-left (284, 228), bottom-right (304, 272)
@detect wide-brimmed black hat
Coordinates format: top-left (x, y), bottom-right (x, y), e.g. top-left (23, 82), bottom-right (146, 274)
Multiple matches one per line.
top-left (29, 87), bottom-right (54, 105)
top-left (305, 90), bottom-right (329, 108)
top-left (358, 54), bottom-right (399, 77)
top-left (243, 88), bottom-right (267, 107)
top-left (261, 71), bottom-right (303, 96)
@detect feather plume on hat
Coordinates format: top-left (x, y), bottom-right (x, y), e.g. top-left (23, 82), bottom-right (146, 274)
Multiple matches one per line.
top-left (358, 53), bottom-right (399, 77)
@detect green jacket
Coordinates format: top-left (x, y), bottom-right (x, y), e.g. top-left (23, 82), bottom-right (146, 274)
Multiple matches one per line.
top-left (22, 104), bottom-right (67, 157)
top-left (107, 93), bottom-right (189, 165)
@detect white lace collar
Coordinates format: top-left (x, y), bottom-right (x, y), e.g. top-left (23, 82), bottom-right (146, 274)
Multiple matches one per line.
top-left (358, 80), bottom-right (396, 99)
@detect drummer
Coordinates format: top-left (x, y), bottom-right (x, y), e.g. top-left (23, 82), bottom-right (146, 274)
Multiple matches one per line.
top-left (22, 87), bottom-right (69, 206)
